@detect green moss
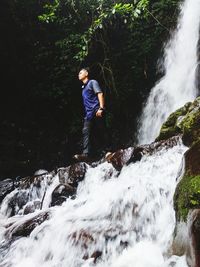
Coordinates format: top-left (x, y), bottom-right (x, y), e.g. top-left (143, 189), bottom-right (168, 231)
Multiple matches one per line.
top-left (174, 173), bottom-right (200, 221)
top-left (172, 97), bottom-right (200, 222)
top-left (164, 107), bottom-right (185, 127)
top-left (156, 98), bottom-right (200, 145)
top-left (181, 110), bottom-right (200, 146)
top-left (156, 104), bottom-right (189, 141)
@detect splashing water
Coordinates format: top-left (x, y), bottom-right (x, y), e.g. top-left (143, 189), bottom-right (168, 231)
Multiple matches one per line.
top-left (138, 0), bottom-right (200, 145)
top-left (0, 142), bottom-right (188, 267)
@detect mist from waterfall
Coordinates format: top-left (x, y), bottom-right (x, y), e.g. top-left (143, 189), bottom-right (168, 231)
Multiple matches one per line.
top-left (137, 0), bottom-right (200, 145)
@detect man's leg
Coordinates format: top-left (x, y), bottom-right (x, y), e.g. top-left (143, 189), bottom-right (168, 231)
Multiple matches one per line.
top-left (93, 114), bottom-right (109, 156)
top-left (82, 119), bottom-right (92, 156)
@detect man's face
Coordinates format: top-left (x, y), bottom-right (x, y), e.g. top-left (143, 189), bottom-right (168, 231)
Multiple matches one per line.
top-left (78, 69), bottom-right (88, 81)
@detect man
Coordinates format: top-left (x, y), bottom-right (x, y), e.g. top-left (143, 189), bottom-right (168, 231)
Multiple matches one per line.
top-left (74, 67), bottom-right (110, 161)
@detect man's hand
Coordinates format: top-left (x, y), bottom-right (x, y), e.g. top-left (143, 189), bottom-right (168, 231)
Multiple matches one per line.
top-left (96, 109), bottom-right (103, 117)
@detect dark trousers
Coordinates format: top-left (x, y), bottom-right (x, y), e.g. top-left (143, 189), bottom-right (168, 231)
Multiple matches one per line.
top-left (82, 114), bottom-right (108, 157)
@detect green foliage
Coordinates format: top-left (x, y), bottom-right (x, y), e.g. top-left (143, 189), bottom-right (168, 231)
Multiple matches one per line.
top-left (38, 0), bottom-right (59, 22)
top-left (38, 0), bottom-right (150, 61)
top-left (1, 0), bottom-right (180, 176)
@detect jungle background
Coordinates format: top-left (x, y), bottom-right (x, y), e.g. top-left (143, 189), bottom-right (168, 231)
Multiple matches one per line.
top-left (0, 0), bottom-right (179, 179)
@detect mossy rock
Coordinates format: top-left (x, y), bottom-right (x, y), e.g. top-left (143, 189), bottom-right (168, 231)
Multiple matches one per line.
top-left (156, 102), bottom-right (191, 141)
top-left (181, 110), bottom-right (200, 146)
top-left (174, 139), bottom-right (200, 222)
top-left (156, 97), bottom-right (200, 146)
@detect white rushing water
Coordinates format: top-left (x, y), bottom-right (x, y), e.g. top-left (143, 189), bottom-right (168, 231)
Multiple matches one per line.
top-left (0, 142), bottom-right (188, 267)
top-left (138, 0), bottom-right (200, 145)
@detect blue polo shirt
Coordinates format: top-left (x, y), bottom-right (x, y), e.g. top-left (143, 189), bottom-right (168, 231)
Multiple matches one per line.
top-left (82, 79), bottom-right (103, 121)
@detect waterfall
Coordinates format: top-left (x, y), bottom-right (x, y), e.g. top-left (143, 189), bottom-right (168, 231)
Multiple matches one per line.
top-left (0, 143), bottom-right (188, 267)
top-left (137, 0), bottom-right (200, 145)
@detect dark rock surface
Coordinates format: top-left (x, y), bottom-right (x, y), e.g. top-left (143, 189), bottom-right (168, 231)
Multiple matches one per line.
top-left (107, 148), bottom-right (134, 171)
top-left (6, 211), bottom-right (50, 238)
top-left (0, 179), bottom-right (14, 203)
top-left (187, 209), bottom-right (200, 267)
top-left (68, 162), bottom-right (89, 187)
top-left (107, 136), bottom-right (181, 171)
top-left (51, 184), bottom-right (76, 206)
top-left (23, 200), bottom-right (41, 215)
top-left (7, 190), bottom-right (29, 217)
top-left (174, 139), bottom-right (200, 222)
top-left (17, 171), bottom-right (55, 189)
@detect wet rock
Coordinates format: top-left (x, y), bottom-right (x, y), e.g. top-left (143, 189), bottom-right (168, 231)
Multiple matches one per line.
top-left (58, 166), bottom-right (70, 184)
top-left (172, 221), bottom-right (188, 257)
top-left (173, 140), bottom-right (200, 264)
top-left (70, 230), bottom-right (95, 250)
top-left (91, 250), bottom-right (102, 263)
top-left (83, 250), bottom-right (102, 263)
top-left (34, 169), bottom-right (48, 176)
top-left (17, 171), bottom-right (55, 190)
top-left (184, 140), bottom-right (200, 175)
top-left (23, 200), bottom-right (41, 215)
top-left (69, 230), bottom-right (97, 261)
top-left (23, 202), bottom-right (36, 215)
top-left (0, 179), bottom-right (14, 203)
top-left (107, 136), bottom-right (181, 171)
top-left (132, 135), bottom-right (181, 160)
top-left (175, 210), bottom-right (200, 267)
top-left (68, 162), bottom-right (89, 187)
top-left (174, 139), bottom-right (200, 222)
top-left (7, 211), bottom-right (50, 238)
top-left (51, 184), bottom-right (76, 206)
top-left (107, 147), bottom-right (134, 171)
top-left (8, 190), bottom-right (29, 217)
top-left (147, 135), bottom-right (181, 152)
top-left (156, 102), bottom-right (191, 142)
top-left (156, 97), bottom-right (200, 147)
top-left (188, 209), bottom-right (200, 267)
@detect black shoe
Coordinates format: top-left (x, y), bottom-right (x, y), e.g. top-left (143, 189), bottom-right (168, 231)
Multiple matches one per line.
top-left (73, 153), bottom-right (90, 162)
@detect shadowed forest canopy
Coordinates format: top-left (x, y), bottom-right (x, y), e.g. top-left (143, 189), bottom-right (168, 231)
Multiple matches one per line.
top-left (0, 0), bottom-right (179, 179)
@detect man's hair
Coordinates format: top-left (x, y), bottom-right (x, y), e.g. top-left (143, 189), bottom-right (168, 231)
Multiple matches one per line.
top-left (80, 67), bottom-right (90, 75)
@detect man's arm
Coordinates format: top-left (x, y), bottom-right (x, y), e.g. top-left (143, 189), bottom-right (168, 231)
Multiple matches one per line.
top-left (91, 80), bottom-right (105, 117)
top-left (97, 92), bottom-right (105, 109)
top-left (96, 92), bottom-right (105, 117)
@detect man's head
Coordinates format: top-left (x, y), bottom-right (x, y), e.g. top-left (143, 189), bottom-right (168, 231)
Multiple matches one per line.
top-left (78, 67), bottom-right (90, 83)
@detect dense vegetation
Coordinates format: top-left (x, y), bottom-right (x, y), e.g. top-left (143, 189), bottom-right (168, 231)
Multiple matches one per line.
top-left (0, 0), bottom-right (180, 179)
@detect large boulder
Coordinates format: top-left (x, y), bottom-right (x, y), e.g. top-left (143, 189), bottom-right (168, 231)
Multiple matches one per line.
top-left (51, 184), bottom-right (76, 206)
top-left (187, 209), bottom-right (200, 267)
top-left (107, 136), bottom-right (181, 171)
top-left (174, 139), bottom-right (200, 222)
top-left (156, 97), bottom-right (200, 146)
top-left (68, 162), bottom-right (89, 187)
top-left (107, 147), bottom-right (134, 171)
top-left (6, 190), bottom-right (30, 217)
top-left (0, 179), bottom-right (14, 203)
top-left (173, 140), bottom-right (200, 266)
top-left (17, 171), bottom-right (55, 189)
top-left (173, 209), bottom-right (200, 267)
top-left (6, 211), bottom-right (50, 238)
